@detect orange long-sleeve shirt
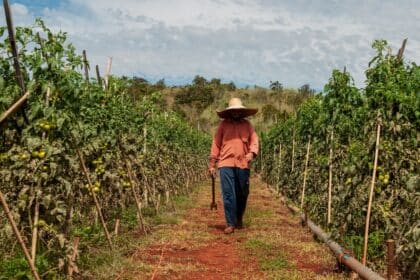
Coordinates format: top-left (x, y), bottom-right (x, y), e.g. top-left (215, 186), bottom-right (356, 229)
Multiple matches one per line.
top-left (209, 118), bottom-right (259, 169)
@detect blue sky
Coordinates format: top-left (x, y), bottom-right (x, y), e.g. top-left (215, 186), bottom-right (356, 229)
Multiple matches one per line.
top-left (2, 0), bottom-right (420, 89)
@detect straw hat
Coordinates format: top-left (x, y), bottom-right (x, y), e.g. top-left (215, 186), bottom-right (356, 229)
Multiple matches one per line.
top-left (217, 98), bottom-right (258, 119)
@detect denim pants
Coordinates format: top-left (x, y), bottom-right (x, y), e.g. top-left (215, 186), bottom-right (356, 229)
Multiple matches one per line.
top-left (219, 167), bottom-right (250, 227)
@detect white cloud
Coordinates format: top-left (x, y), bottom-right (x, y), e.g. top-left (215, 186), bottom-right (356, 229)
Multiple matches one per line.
top-left (11, 3), bottom-right (28, 16)
top-left (0, 0), bottom-right (419, 89)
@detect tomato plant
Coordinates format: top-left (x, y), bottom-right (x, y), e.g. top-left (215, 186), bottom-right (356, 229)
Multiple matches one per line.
top-left (260, 40), bottom-right (419, 279)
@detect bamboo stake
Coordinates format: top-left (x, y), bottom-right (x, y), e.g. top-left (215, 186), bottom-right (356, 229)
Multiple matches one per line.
top-left (77, 150), bottom-right (113, 248)
top-left (0, 191), bottom-right (41, 280)
top-left (328, 130), bottom-right (334, 224)
top-left (300, 138), bottom-right (311, 209)
top-left (362, 123), bottom-right (381, 265)
top-left (82, 50), bottom-right (89, 82)
top-left (0, 91), bottom-right (30, 124)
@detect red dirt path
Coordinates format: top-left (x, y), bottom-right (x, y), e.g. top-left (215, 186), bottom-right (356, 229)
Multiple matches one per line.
top-left (131, 176), bottom-right (345, 280)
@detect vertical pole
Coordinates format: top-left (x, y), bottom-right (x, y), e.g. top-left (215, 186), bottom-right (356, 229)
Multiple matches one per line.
top-left (3, 0), bottom-right (28, 123)
top-left (77, 150), bottom-right (113, 248)
top-left (386, 239), bottom-right (395, 280)
top-left (327, 130), bottom-right (334, 225)
top-left (104, 57), bottom-right (113, 90)
top-left (362, 123), bottom-right (381, 265)
top-left (277, 143), bottom-right (282, 191)
top-left (397, 38), bottom-right (407, 62)
top-left (31, 86), bottom-right (50, 266)
top-left (114, 219), bottom-right (120, 236)
top-left (82, 50), bottom-right (89, 82)
top-left (291, 129), bottom-right (295, 172)
top-left (300, 138), bottom-right (311, 209)
top-left (3, 0), bottom-right (25, 92)
top-left (96, 65), bottom-right (102, 87)
top-left (143, 126), bottom-right (147, 154)
top-left (67, 236), bottom-right (80, 277)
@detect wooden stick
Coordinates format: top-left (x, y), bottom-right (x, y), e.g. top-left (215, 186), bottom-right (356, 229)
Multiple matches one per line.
top-left (3, 0), bottom-right (25, 92)
top-left (30, 198), bottom-right (39, 266)
top-left (386, 239), bottom-right (395, 280)
top-left (300, 138), bottom-right (311, 209)
top-left (104, 57), bottom-right (112, 89)
top-left (82, 50), bottom-right (89, 82)
top-left (125, 159), bottom-right (147, 234)
top-left (114, 219), bottom-right (120, 236)
top-left (0, 190), bottom-right (41, 280)
top-left (0, 91), bottom-right (30, 124)
top-left (95, 65), bottom-right (102, 87)
top-left (31, 86), bottom-right (51, 264)
top-left (362, 123), bottom-right (381, 265)
top-left (327, 130), bottom-right (334, 224)
top-left (397, 38), bottom-right (407, 62)
top-left (277, 143), bottom-right (282, 191)
top-left (291, 129), bottom-right (296, 172)
top-left (77, 150), bottom-right (113, 248)
top-left (143, 126), bottom-right (147, 153)
top-left (67, 236), bottom-right (80, 277)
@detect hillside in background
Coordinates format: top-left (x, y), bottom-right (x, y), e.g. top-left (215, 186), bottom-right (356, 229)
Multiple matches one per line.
top-left (125, 76), bottom-right (315, 135)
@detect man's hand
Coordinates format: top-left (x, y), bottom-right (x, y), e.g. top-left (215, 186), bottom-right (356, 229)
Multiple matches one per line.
top-left (208, 167), bottom-right (216, 177)
top-left (245, 153), bottom-right (254, 162)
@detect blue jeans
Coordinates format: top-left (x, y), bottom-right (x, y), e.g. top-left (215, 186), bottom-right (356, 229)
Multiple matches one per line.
top-left (219, 167), bottom-right (250, 227)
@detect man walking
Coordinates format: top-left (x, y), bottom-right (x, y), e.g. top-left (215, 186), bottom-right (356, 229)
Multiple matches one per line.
top-left (208, 98), bottom-right (259, 234)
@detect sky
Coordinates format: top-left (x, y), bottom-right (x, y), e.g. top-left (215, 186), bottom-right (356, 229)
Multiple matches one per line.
top-left (1, 0), bottom-right (419, 89)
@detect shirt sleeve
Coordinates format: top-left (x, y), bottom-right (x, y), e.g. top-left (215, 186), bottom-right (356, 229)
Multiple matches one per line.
top-left (209, 122), bottom-right (223, 168)
top-left (249, 124), bottom-right (259, 157)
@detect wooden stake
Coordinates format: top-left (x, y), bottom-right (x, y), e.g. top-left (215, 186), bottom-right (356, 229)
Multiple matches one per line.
top-left (82, 50), bottom-right (89, 82)
top-left (67, 236), bottom-right (80, 277)
top-left (291, 129), bottom-right (296, 172)
top-left (397, 38), bottom-right (407, 62)
top-left (95, 65), bottom-right (102, 87)
top-left (114, 219), bottom-right (120, 236)
top-left (77, 150), bottom-right (113, 248)
top-left (362, 123), bottom-right (381, 265)
top-left (31, 86), bottom-right (51, 264)
top-left (300, 138), bottom-right (311, 209)
top-left (30, 198), bottom-right (39, 266)
top-left (125, 159), bottom-right (148, 234)
top-left (104, 57), bottom-right (112, 89)
top-left (386, 239), bottom-right (395, 280)
top-left (0, 191), bottom-right (41, 280)
top-left (0, 91), bottom-right (30, 124)
top-left (327, 130), bottom-right (334, 224)
top-left (277, 143), bottom-right (282, 191)
top-left (143, 126), bottom-right (147, 154)
top-left (3, 0), bottom-right (25, 92)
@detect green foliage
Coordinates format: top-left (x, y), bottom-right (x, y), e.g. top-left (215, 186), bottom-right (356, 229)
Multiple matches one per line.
top-left (0, 254), bottom-right (52, 280)
top-left (259, 40), bottom-right (419, 279)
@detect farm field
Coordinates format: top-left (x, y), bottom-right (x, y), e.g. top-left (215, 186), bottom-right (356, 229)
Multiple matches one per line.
top-left (0, 1), bottom-right (419, 280)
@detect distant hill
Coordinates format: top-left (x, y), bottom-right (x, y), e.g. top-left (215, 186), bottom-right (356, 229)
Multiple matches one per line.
top-left (125, 75), bottom-right (315, 135)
